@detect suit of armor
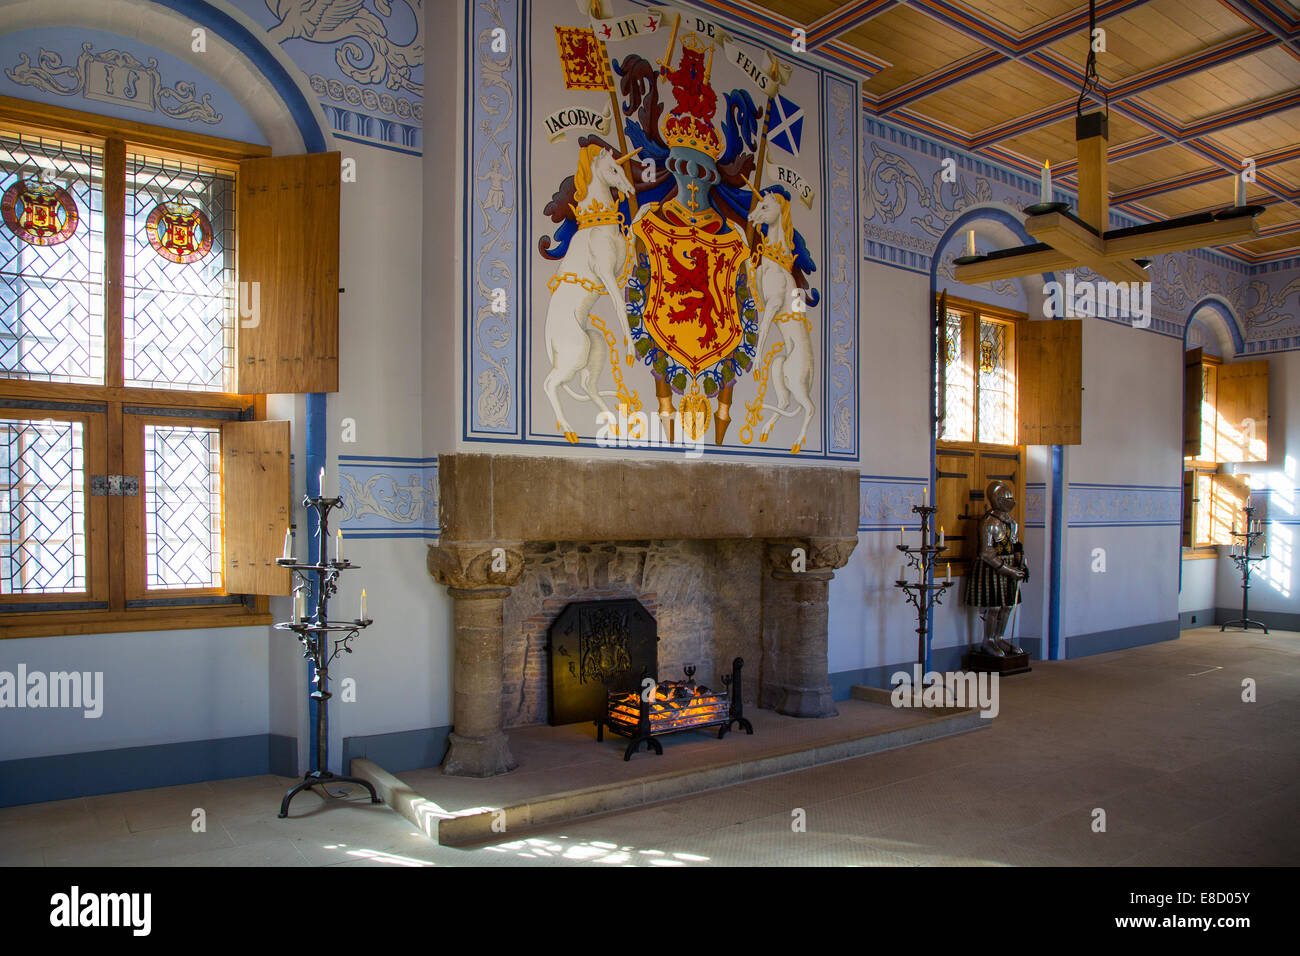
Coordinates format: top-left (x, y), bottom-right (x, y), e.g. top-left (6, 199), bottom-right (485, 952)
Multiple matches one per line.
top-left (964, 480), bottom-right (1028, 657)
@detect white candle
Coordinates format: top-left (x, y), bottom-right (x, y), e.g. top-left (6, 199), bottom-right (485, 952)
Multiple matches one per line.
top-left (319, 467), bottom-right (326, 498)
top-left (336, 528), bottom-right (344, 563)
top-left (1040, 160), bottom-right (1051, 202)
top-left (293, 589), bottom-right (303, 623)
top-left (899, 563), bottom-right (905, 582)
top-left (898, 526), bottom-right (904, 547)
top-left (360, 588), bottom-right (368, 621)
top-left (946, 562), bottom-right (952, 583)
top-left (282, 527), bottom-right (292, 561)
top-left (938, 525), bottom-right (945, 549)
top-left (966, 230), bottom-right (975, 257)
top-left (1234, 173), bottom-right (1246, 207)
top-left (922, 486), bottom-right (928, 507)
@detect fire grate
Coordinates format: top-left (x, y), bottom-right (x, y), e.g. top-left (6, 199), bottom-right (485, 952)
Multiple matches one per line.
top-left (597, 657), bottom-right (754, 761)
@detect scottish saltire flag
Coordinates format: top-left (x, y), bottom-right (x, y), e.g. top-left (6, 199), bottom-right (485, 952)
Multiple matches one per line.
top-left (765, 94), bottom-right (804, 157)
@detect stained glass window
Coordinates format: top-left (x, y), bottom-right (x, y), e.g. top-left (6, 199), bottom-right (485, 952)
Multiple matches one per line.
top-left (0, 418), bottom-right (86, 594)
top-left (0, 134), bottom-right (104, 385)
top-left (143, 425), bottom-right (222, 589)
top-left (938, 309), bottom-right (973, 442)
top-left (125, 155), bottom-right (234, 391)
top-left (977, 318), bottom-right (1015, 445)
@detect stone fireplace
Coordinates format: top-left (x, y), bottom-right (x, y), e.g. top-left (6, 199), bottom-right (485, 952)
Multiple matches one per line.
top-left (427, 454), bottom-right (859, 777)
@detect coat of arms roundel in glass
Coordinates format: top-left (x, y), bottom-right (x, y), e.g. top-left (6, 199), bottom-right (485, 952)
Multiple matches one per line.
top-left (145, 199), bottom-right (213, 264)
top-left (1, 176), bottom-right (79, 246)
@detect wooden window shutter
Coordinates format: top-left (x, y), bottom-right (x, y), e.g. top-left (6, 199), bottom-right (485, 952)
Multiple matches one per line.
top-left (1184, 348), bottom-right (1203, 459)
top-left (222, 420), bottom-right (292, 595)
top-left (1017, 319), bottom-right (1082, 445)
top-left (936, 450), bottom-right (977, 563)
top-left (236, 152), bottom-right (340, 394)
top-left (1214, 361), bottom-right (1268, 463)
top-left (1208, 473), bottom-right (1251, 545)
top-left (1181, 470), bottom-right (1194, 548)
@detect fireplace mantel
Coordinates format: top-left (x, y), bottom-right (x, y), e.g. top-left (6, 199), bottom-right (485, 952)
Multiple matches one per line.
top-left (435, 453), bottom-right (860, 543)
top-left (427, 453), bottom-right (860, 777)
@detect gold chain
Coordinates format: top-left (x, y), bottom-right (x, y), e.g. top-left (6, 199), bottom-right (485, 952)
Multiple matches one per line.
top-left (545, 230), bottom-right (636, 296)
top-left (588, 314), bottom-right (642, 416)
top-left (739, 340), bottom-right (783, 444)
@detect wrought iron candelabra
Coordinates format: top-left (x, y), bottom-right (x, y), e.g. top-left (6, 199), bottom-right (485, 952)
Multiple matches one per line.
top-left (1222, 505), bottom-right (1269, 634)
top-left (274, 490), bottom-right (380, 818)
top-left (895, 501), bottom-right (954, 676)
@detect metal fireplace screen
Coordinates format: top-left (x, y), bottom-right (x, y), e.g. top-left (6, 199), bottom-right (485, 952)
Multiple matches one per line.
top-left (547, 598), bottom-right (657, 726)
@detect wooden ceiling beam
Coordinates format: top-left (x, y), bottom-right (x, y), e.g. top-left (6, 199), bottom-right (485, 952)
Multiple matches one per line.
top-left (1024, 213), bottom-right (1151, 283)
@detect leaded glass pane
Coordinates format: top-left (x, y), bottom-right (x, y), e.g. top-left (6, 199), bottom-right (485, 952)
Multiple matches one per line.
top-left (0, 419), bottom-right (86, 594)
top-left (144, 425), bottom-right (221, 589)
top-left (938, 310), bottom-right (973, 441)
top-left (0, 134), bottom-right (104, 384)
top-left (977, 319), bottom-right (1015, 444)
top-left (125, 155), bottom-right (234, 391)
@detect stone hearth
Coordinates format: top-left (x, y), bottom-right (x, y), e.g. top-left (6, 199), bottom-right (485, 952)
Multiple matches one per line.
top-left (428, 454), bottom-right (859, 777)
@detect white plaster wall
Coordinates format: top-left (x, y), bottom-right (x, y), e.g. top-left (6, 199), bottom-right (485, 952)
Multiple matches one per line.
top-left (1180, 557), bottom-right (1217, 614)
top-left (828, 260), bottom-right (929, 676)
top-left (1216, 350), bottom-right (1300, 618)
top-left (0, 627), bottom-right (269, 761)
top-left (1062, 317), bottom-right (1183, 643)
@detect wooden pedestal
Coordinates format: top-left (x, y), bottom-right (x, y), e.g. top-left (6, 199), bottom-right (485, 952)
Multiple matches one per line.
top-left (964, 648), bottom-right (1032, 676)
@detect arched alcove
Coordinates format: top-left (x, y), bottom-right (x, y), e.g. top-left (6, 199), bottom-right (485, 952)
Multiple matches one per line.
top-left (927, 206), bottom-right (1059, 661)
top-left (0, 0), bottom-right (329, 154)
top-left (1184, 296), bottom-right (1245, 358)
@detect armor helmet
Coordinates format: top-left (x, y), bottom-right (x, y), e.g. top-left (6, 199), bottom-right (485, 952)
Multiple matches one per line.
top-left (986, 479), bottom-right (1016, 513)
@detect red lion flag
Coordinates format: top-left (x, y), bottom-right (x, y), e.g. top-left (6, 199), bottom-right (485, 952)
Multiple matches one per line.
top-left (555, 26), bottom-right (612, 92)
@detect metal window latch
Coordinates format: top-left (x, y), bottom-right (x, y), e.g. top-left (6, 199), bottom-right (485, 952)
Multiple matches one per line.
top-left (91, 475), bottom-right (139, 496)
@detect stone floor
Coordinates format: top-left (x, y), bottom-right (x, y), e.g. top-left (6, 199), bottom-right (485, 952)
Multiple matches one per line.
top-left (2, 626), bottom-right (1296, 867)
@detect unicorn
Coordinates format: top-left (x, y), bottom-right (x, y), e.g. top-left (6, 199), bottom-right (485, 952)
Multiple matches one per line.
top-left (747, 189), bottom-right (816, 454)
top-left (542, 143), bottom-right (638, 443)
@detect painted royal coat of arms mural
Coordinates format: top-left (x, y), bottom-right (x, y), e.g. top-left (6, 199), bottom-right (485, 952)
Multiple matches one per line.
top-left (536, 4), bottom-right (822, 455)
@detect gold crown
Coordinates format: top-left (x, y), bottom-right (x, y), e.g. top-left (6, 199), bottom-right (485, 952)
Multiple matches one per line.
top-left (572, 197), bottom-right (624, 230)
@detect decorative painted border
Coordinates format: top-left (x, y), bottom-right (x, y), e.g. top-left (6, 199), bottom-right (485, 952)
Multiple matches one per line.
top-left (859, 475), bottom-right (928, 530)
top-left (1024, 481), bottom-right (1046, 529)
top-left (1066, 482), bottom-right (1182, 528)
top-left (337, 456), bottom-right (439, 539)
top-left (823, 72), bottom-right (859, 458)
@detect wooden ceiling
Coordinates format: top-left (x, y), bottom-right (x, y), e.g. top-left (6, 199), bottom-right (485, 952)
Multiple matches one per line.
top-left (728, 0), bottom-right (1300, 263)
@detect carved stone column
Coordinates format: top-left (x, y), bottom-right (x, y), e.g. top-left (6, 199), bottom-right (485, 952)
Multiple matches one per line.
top-left (427, 542), bottom-right (524, 777)
top-left (761, 536), bottom-right (858, 718)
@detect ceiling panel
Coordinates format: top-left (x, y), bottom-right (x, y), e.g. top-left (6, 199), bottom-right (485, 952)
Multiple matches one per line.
top-left (852, 6), bottom-right (988, 95)
top-left (909, 61), bottom-right (1071, 135)
top-left (1202, 108), bottom-right (1300, 159)
top-left (1138, 48), bottom-right (1300, 124)
top-left (1107, 146), bottom-right (1210, 191)
top-left (747, 0), bottom-right (844, 24)
top-left (1044, 0), bottom-right (1256, 82)
top-left (960, 0), bottom-right (1080, 34)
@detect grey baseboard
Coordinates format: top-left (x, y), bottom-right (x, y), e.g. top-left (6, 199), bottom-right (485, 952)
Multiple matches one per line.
top-left (1180, 609), bottom-right (1215, 629)
top-left (1066, 619), bottom-right (1178, 658)
top-left (342, 726), bottom-right (451, 775)
top-left (1215, 607), bottom-right (1300, 632)
top-left (830, 637), bottom-right (1042, 697)
top-left (0, 733), bottom-right (297, 808)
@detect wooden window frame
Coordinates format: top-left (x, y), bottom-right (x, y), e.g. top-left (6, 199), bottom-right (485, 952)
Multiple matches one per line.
top-left (0, 97), bottom-right (273, 638)
top-left (936, 295), bottom-right (1027, 577)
